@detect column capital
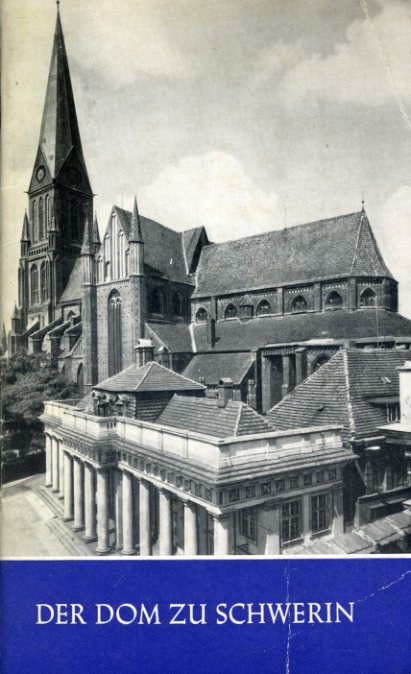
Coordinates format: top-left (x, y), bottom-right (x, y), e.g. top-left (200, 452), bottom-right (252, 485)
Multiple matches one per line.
top-left (159, 487), bottom-right (172, 500)
top-left (183, 499), bottom-right (197, 512)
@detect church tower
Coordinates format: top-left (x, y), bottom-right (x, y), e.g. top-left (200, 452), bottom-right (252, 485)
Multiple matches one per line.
top-left (20, 4), bottom-right (93, 332)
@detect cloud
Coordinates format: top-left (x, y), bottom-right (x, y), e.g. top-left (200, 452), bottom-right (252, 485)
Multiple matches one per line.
top-left (277, 1), bottom-right (411, 119)
top-left (380, 185), bottom-right (411, 317)
top-left (139, 150), bottom-right (282, 241)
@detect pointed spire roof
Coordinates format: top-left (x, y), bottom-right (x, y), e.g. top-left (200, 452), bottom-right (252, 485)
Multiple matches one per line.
top-left (81, 212), bottom-right (93, 255)
top-left (21, 211), bottom-right (30, 241)
top-left (12, 303), bottom-right (19, 319)
top-left (128, 197), bottom-right (143, 243)
top-left (92, 212), bottom-right (101, 246)
top-left (38, 7), bottom-right (87, 179)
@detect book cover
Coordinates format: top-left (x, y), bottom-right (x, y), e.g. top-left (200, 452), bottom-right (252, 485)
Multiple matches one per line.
top-left (1, 1), bottom-right (410, 672)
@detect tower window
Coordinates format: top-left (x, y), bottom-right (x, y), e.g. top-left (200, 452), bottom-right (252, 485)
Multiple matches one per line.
top-left (30, 264), bottom-right (39, 305)
top-left (40, 261), bottom-right (48, 302)
top-left (224, 303), bottom-right (237, 319)
top-left (45, 196), bottom-right (50, 233)
top-left (291, 295), bottom-right (307, 313)
top-left (256, 299), bottom-right (271, 316)
top-left (325, 291), bottom-right (343, 309)
top-left (32, 201), bottom-right (38, 242)
top-left (108, 290), bottom-right (122, 376)
top-left (38, 198), bottom-right (44, 240)
top-left (149, 287), bottom-right (164, 314)
top-left (196, 307), bottom-right (208, 322)
top-left (360, 288), bottom-right (376, 307)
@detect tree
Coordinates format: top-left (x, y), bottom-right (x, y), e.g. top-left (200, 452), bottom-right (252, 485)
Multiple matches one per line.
top-left (1, 352), bottom-right (79, 454)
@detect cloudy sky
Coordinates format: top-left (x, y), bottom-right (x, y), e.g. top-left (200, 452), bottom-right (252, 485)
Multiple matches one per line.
top-left (1, 0), bottom-right (410, 325)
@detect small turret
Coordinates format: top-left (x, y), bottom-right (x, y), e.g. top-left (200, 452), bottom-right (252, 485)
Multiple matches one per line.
top-left (20, 211), bottom-right (31, 256)
top-left (128, 196), bottom-right (144, 276)
top-left (81, 211), bottom-right (95, 283)
top-left (92, 212), bottom-right (101, 255)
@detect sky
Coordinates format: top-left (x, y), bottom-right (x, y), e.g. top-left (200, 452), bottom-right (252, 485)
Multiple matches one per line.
top-left (1, 0), bottom-right (411, 326)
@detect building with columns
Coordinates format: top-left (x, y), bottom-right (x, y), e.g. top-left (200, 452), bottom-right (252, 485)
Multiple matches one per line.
top-left (7, 4), bottom-right (411, 417)
top-left (41, 343), bottom-right (359, 556)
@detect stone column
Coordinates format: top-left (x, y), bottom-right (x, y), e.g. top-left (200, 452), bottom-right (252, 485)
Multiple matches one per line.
top-left (159, 489), bottom-right (173, 556)
top-left (302, 493), bottom-right (311, 541)
top-left (96, 469), bottom-right (111, 555)
top-left (51, 436), bottom-right (59, 493)
top-left (72, 458), bottom-right (84, 531)
top-left (58, 441), bottom-right (65, 499)
top-left (183, 500), bottom-right (198, 556)
top-left (63, 452), bottom-right (74, 521)
top-left (260, 506), bottom-right (280, 555)
top-left (114, 470), bottom-right (123, 551)
top-left (122, 471), bottom-right (135, 555)
top-left (84, 463), bottom-right (97, 543)
top-left (213, 514), bottom-right (232, 556)
top-left (139, 479), bottom-right (151, 556)
top-left (45, 434), bottom-right (52, 487)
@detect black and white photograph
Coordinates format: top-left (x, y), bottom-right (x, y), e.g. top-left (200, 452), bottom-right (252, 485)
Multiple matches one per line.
top-left (1, 0), bottom-right (411, 559)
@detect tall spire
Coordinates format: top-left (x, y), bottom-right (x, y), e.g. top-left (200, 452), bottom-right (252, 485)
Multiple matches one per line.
top-left (37, 4), bottom-right (87, 180)
top-left (129, 196), bottom-right (143, 243)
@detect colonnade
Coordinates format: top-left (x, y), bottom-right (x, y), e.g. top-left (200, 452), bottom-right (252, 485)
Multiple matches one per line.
top-left (44, 433), bottom-right (232, 556)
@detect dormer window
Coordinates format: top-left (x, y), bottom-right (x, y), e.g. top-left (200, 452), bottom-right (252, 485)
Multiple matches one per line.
top-left (325, 291), bottom-right (343, 310)
top-left (291, 295), bottom-right (307, 313)
top-left (224, 303), bottom-right (238, 319)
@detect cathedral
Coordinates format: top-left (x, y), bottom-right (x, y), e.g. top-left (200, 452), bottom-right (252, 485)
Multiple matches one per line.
top-left (8, 6), bottom-right (411, 414)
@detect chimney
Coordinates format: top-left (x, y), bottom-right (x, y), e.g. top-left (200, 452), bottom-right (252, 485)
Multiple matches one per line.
top-left (217, 378), bottom-right (234, 407)
top-left (207, 317), bottom-right (216, 348)
top-left (134, 338), bottom-right (154, 367)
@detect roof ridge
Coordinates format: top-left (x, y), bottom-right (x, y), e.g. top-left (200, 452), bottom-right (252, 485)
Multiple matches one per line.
top-left (342, 350), bottom-right (356, 436)
top-left (233, 401), bottom-right (243, 436)
top-left (137, 360), bottom-right (155, 389)
top-left (201, 211), bottom-right (362, 251)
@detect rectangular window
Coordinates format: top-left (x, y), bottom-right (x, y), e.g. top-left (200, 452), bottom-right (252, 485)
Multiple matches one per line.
top-left (289, 476), bottom-right (299, 489)
top-left (229, 489), bottom-right (240, 503)
top-left (303, 473), bottom-right (312, 486)
top-left (316, 471), bottom-right (324, 483)
top-left (328, 468), bottom-right (337, 481)
top-left (239, 508), bottom-right (257, 543)
top-left (281, 500), bottom-right (302, 543)
top-left (276, 479), bottom-right (285, 492)
top-left (261, 482), bottom-right (271, 496)
top-left (311, 493), bottom-right (330, 534)
top-left (246, 485), bottom-right (256, 499)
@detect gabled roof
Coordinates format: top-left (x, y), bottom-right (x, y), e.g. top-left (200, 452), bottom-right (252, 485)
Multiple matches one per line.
top-left (193, 211), bottom-right (394, 298)
top-left (156, 394), bottom-right (273, 438)
top-left (183, 352), bottom-right (255, 386)
top-left (267, 349), bottom-right (409, 444)
top-left (146, 322), bottom-right (193, 353)
top-left (182, 226), bottom-right (209, 274)
top-left (111, 206), bottom-right (194, 285)
top-left (192, 308), bottom-right (411, 352)
top-left (94, 360), bottom-right (206, 394)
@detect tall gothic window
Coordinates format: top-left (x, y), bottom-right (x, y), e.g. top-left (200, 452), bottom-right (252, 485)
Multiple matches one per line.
top-left (360, 288), bottom-right (376, 307)
top-left (118, 231), bottom-right (125, 278)
top-left (45, 195), bottom-right (50, 233)
top-left (30, 264), bottom-right (39, 305)
top-left (108, 290), bottom-right (123, 376)
top-left (38, 198), bottom-right (44, 239)
top-left (149, 287), bottom-right (164, 314)
top-left (40, 262), bottom-right (47, 302)
top-left (32, 201), bottom-right (38, 242)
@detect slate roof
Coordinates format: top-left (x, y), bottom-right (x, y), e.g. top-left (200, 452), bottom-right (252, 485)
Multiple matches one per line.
top-left (183, 352), bottom-right (256, 386)
top-left (94, 361), bottom-right (205, 394)
top-left (113, 207), bottom-right (195, 285)
top-left (59, 257), bottom-right (83, 304)
top-left (193, 211), bottom-right (394, 298)
top-left (192, 308), bottom-right (411, 352)
top-left (267, 350), bottom-right (409, 444)
top-left (156, 394), bottom-right (273, 438)
top-left (146, 322), bottom-right (193, 353)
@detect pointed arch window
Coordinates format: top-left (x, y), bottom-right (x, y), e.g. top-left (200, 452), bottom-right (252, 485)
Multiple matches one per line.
top-left (291, 295), bottom-right (307, 313)
top-left (224, 303), bottom-right (238, 319)
top-left (30, 264), bottom-right (39, 305)
top-left (32, 201), bottom-right (38, 242)
top-left (45, 196), bottom-right (50, 233)
top-left (196, 307), bottom-right (208, 322)
top-left (118, 231), bottom-right (125, 278)
top-left (38, 198), bottom-right (44, 239)
top-left (108, 290), bottom-right (123, 376)
top-left (40, 262), bottom-right (47, 302)
top-left (125, 250), bottom-right (130, 277)
top-left (360, 288), bottom-right (376, 307)
top-left (325, 291), bottom-right (343, 310)
top-left (172, 291), bottom-right (184, 316)
top-left (149, 287), bottom-right (164, 315)
top-left (256, 299), bottom-right (271, 316)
